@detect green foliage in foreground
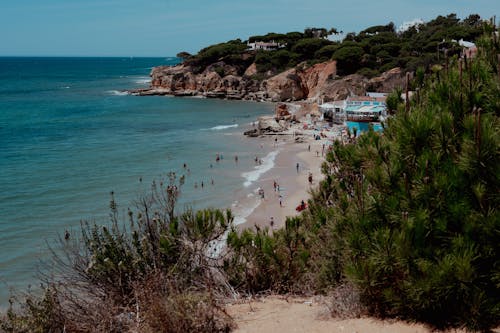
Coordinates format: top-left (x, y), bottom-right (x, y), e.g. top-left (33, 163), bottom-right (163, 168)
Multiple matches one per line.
top-left (305, 35), bottom-right (500, 330)
top-left (1, 175), bottom-right (235, 332)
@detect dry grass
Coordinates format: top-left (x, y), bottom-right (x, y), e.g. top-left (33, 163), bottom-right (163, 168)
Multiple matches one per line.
top-left (323, 283), bottom-right (367, 319)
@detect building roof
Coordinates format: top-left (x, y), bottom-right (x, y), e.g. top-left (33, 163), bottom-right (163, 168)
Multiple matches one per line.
top-left (347, 95), bottom-right (387, 103)
top-left (345, 105), bottom-right (385, 113)
top-left (366, 92), bottom-right (388, 98)
top-left (319, 101), bottom-right (344, 109)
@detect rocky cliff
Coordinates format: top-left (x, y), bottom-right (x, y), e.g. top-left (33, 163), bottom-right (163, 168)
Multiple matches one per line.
top-left (132, 60), bottom-right (404, 102)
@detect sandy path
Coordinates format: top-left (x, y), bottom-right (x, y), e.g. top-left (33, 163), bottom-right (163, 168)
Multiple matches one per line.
top-left (227, 296), bottom-right (486, 333)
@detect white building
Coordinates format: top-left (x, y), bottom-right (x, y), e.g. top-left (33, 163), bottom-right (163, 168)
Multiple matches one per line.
top-left (247, 40), bottom-right (285, 51)
top-left (320, 95), bottom-right (387, 124)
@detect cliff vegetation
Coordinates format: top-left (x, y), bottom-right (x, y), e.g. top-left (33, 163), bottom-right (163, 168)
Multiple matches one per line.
top-left (180, 13), bottom-right (485, 78)
top-left (139, 13), bottom-right (488, 102)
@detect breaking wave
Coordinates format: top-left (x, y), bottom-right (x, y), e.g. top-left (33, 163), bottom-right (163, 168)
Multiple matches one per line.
top-left (208, 124), bottom-right (239, 131)
top-left (241, 149), bottom-right (279, 187)
top-left (107, 90), bottom-right (129, 96)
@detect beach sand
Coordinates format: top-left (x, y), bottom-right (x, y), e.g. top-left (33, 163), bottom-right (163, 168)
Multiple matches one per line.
top-left (226, 296), bottom-right (489, 333)
top-left (235, 123), bottom-right (339, 232)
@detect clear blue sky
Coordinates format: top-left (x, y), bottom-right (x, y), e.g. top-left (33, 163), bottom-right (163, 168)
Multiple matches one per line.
top-left (1, 0), bottom-right (498, 57)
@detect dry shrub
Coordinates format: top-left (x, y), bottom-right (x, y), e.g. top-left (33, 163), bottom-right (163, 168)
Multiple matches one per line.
top-left (136, 273), bottom-right (234, 333)
top-left (325, 282), bottom-right (367, 319)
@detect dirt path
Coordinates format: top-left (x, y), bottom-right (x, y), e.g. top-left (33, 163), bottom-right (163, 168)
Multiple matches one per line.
top-left (227, 296), bottom-right (492, 333)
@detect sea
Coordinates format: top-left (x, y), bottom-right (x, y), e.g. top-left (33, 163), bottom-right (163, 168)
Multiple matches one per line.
top-left (0, 57), bottom-right (275, 304)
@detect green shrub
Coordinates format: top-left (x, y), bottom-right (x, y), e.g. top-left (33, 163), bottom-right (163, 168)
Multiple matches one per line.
top-left (356, 67), bottom-right (379, 78)
top-left (332, 46), bottom-right (364, 75)
top-left (314, 43), bottom-right (500, 330)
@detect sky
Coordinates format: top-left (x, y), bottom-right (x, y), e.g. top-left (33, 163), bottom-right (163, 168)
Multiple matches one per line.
top-left (0, 0), bottom-right (499, 57)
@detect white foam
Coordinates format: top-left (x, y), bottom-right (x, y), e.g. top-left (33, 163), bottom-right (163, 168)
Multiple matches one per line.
top-left (232, 196), bottom-right (261, 226)
top-left (208, 124), bottom-right (238, 130)
top-left (135, 78), bottom-right (151, 84)
top-left (107, 90), bottom-right (129, 96)
top-left (241, 149), bottom-right (280, 187)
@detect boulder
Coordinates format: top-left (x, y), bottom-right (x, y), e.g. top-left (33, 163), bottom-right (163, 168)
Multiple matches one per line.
top-left (244, 129), bottom-right (259, 137)
top-left (275, 103), bottom-right (291, 118)
top-left (258, 116), bottom-right (286, 133)
top-left (244, 63), bottom-right (258, 77)
top-left (262, 69), bottom-right (307, 101)
top-left (368, 67), bottom-right (405, 92)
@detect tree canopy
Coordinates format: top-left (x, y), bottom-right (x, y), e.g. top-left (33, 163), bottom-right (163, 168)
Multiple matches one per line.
top-left (183, 13), bottom-right (488, 79)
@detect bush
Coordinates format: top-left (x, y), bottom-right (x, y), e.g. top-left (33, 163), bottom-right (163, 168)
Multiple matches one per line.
top-left (332, 46), bottom-right (364, 75)
top-left (314, 46), bottom-right (500, 330)
top-left (356, 67), bottom-right (379, 78)
top-left (255, 49), bottom-right (299, 73)
top-left (291, 38), bottom-right (333, 61)
top-left (1, 174), bottom-right (236, 332)
top-left (224, 217), bottom-right (311, 293)
top-left (314, 44), bottom-right (339, 61)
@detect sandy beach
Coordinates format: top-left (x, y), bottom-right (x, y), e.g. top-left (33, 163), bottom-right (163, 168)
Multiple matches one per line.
top-left (227, 296), bottom-right (493, 333)
top-left (234, 118), bottom-right (343, 232)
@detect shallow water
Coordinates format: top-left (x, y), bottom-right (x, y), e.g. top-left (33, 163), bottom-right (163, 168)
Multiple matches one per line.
top-left (0, 57), bottom-right (275, 302)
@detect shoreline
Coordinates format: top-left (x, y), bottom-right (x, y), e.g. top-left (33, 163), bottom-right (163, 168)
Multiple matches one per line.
top-left (231, 119), bottom-right (343, 232)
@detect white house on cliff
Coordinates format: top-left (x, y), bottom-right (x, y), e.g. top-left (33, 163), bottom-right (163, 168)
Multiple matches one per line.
top-left (247, 41), bottom-right (285, 51)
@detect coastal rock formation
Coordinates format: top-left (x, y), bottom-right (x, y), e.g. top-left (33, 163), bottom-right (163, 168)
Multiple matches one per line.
top-left (264, 69), bottom-right (307, 101)
top-left (315, 74), bottom-right (369, 102)
top-left (368, 67), bottom-right (404, 92)
top-left (136, 60), bottom-right (405, 102)
top-left (258, 116), bottom-right (287, 133)
top-left (243, 63), bottom-right (257, 77)
top-left (298, 61), bottom-right (337, 100)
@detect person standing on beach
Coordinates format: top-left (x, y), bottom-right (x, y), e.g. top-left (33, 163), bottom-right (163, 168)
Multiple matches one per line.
top-left (258, 187), bottom-right (265, 199)
top-left (279, 194), bottom-right (283, 207)
top-left (296, 162), bottom-right (299, 173)
top-left (270, 217), bottom-right (274, 228)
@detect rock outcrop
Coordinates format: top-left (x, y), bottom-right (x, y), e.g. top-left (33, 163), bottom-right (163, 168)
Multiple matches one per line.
top-left (132, 60), bottom-right (405, 102)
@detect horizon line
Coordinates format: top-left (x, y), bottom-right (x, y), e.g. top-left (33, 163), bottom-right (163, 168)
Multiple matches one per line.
top-left (0, 55), bottom-right (176, 58)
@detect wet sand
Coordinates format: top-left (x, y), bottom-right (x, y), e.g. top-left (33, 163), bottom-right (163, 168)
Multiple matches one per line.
top-left (236, 125), bottom-right (339, 232)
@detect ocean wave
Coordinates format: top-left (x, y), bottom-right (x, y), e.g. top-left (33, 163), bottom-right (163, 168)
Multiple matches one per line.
top-left (208, 124), bottom-right (239, 131)
top-left (135, 78), bottom-right (151, 84)
top-left (241, 149), bottom-right (280, 187)
top-left (107, 90), bottom-right (129, 96)
top-left (232, 196), bottom-right (261, 226)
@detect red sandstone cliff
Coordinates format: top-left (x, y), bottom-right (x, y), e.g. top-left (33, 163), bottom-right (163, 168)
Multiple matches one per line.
top-left (136, 60), bottom-right (404, 102)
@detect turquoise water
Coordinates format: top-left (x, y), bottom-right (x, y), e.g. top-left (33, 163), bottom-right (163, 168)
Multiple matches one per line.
top-left (0, 57), bottom-right (274, 302)
top-left (346, 121), bottom-right (383, 134)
